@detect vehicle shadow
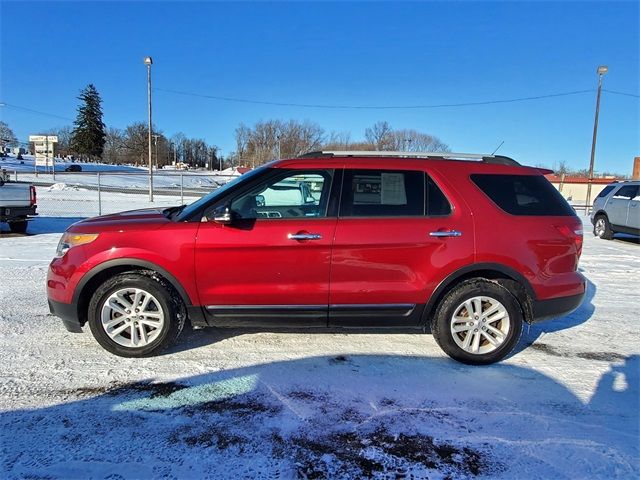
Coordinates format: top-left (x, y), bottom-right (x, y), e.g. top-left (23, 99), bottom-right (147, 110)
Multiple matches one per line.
top-left (612, 234), bottom-right (640, 245)
top-left (1, 354), bottom-right (636, 478)
top-left (0, 216), bottom-right (86, 235)
top-left (171, 277), bottom-right (597, 359)
top-left (28, 216), bottom-right (86, 234)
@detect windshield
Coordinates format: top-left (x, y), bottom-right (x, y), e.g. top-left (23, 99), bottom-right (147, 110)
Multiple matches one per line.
top-left (175, 166), bottom-right (268, 221)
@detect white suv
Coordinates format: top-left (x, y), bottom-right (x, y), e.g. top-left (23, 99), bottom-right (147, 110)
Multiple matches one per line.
top-left (591, 181), bottom-right (640, 240)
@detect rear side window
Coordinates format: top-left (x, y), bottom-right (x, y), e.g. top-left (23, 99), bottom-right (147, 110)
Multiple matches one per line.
top-left (612, 185), bottom-right (639, 199)
top-left (596, 185), bottom-right (616, 198)
top-left (340, 170), bottom-right (424, 217)
top-left (427, 176), bottom-right (451, 216)
top-left (471, 174), bottom-right (575, 216)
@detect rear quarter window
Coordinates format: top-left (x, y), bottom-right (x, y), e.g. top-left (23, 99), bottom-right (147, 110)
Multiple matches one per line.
top-left (596, 185), bottom-right (616, 198)
top-left (471, 174), bottom-right (575, 216)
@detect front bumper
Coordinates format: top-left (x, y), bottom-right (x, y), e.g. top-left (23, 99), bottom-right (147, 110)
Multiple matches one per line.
top-left (48, 299), bottom-right (83, 333)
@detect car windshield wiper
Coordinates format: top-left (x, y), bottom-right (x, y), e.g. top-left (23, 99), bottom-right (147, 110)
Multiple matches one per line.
top-left (163, 204), bottom-right (187, 220)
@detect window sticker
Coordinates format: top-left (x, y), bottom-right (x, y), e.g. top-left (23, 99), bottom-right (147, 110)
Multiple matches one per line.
top-left (381, 173), bottom-right (407, 205)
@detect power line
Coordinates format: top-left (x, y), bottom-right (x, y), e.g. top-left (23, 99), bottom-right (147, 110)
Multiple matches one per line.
top-left (2, 87), bottom-right (635, 124)
top-left (603, 89), bottom-right (640, 99)
top-left (0, 102), bottom-right (74, 121)
top-left (154, 87), bottom-right (595, 110)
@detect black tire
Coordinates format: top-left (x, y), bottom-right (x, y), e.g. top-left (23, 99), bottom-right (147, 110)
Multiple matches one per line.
top-left (431, 279), bottom-right (524, 365)
top-left (88, 271), bottom-right (185, 357)
top-left (8, 220), bottom-right (28, 234)
top-left (593, 214), bottom-right (613, 240)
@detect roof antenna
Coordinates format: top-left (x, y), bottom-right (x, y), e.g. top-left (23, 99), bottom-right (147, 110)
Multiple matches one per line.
top-left (491, 140), bottom-right (504, 155)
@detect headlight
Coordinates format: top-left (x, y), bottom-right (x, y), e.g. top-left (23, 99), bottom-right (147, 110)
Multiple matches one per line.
top-left (55, 233), bottom-right (99, 258)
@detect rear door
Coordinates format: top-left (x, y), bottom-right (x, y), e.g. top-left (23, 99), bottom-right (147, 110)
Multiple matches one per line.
top-left (328, 168), bottom-right (474, 327)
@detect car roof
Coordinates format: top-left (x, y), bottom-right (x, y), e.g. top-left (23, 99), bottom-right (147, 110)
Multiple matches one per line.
top-left (271, 154), bottom-right (547, 175)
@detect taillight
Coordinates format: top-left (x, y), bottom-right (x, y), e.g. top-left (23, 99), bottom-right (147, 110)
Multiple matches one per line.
top-left (30, 186), bottom-right (37, 206)
top-left (554, 224), bottom-right (583, 259)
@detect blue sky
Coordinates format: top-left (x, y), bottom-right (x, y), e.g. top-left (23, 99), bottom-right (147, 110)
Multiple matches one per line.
top-left (1, 1), bottom-right (638, 174)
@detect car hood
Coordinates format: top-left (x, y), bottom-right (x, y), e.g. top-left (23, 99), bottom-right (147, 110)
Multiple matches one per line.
top-left (68, 208), bottom-right (170, 232)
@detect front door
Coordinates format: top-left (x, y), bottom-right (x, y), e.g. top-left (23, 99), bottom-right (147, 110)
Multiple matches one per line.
top-left (194, 169), bottom-right (337, 326)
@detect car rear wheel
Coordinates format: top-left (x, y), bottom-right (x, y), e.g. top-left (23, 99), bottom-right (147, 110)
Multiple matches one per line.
top-left (593, 215), bottom-right (613, 240)
top-left (432, 279), bottom-right (523, 365)
top-left (88, 272), bottom-right (185, 357)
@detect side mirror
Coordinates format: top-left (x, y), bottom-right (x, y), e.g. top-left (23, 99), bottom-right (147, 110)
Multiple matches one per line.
top-left (255, 194), bottom-right (265, 207)
top-left (212, 205), bottom-right (232, 225)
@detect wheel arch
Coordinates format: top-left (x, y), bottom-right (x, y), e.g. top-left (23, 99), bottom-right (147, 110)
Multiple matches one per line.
top-left (422, 263), bottom-right (536, 326)
top-left (73, 259), bottom-right (194, 326)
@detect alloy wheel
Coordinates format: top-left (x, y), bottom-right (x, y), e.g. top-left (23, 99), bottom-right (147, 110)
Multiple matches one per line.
top-left (100, 288), bottom-right (165, 348)
top-left (450, 296), bottom-right (511, 354)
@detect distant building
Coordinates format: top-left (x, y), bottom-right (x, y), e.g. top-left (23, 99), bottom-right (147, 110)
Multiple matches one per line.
top-left (633, 157), bottom-right (640, 180)
top-left (545, 174), bottom-right (621, 207)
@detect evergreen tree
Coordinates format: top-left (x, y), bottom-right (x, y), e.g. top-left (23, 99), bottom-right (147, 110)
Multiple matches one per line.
top-left (70, 84), bottom-right (106, 160)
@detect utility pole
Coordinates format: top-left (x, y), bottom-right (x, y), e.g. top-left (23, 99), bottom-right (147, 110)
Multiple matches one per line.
top-left (144, 56), bottom-right (154, 202)
top-left (586, 65), bottom-right (608, 210)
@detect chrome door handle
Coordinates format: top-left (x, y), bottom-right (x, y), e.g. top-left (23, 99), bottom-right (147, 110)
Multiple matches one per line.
top-left (288, 233), bottom-right (322, 241)
top-left (429, 230), bottom-right (462, 237)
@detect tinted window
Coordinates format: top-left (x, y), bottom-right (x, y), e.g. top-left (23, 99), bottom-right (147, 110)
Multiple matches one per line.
top-left (340, 170), bottom-right (424, 217)
top-left (612, 185), bottom-right (639, 199)
top-left (596, 185), bottom-right (617, 198)
top-left (471, 174), bottom-right (575, 216)
top-left (230, 170), bottom-right (333, 219)
top-left (426, 176), bottom-right (452, 216)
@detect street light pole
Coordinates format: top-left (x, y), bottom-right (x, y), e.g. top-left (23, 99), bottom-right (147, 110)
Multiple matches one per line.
top-left (586, 65), bottom-right (608, 210)
top-left (144, 56), bottom-right (154, 202)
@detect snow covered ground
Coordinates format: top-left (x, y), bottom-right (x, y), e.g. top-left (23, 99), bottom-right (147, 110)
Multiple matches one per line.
top-left (0, 209), bottom-right (638, 478)
top-left (1, 154), bottom-right (235, 192)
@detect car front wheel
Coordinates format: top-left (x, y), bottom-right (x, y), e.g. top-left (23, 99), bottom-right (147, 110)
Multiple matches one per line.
top-left (432, 279), bottom-right (523, 365)
top-left (88, 272), bottom-right (185, 357)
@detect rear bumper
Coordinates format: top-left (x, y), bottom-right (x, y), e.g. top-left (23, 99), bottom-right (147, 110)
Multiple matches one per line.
top-left (531, 291), bottom-right (585, 322)
top-left (0, 205), bottom-right (37, 220)
top-left (48, 299), bottom-right (83, 333)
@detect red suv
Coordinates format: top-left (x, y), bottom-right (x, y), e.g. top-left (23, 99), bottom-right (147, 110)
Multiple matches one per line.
top-left (47, 152), bottom-right (585, 364)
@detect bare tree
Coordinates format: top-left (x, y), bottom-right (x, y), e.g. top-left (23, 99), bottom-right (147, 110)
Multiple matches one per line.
top-left (364, 121), bottom-right (393, 150)
top-left (44, 126), bottom-right (73, 158)
top-left (386, 129), bottom-right (449, 152)
top-left (233, 119), bottom-right (325, 167)
top-left (103, 127), bottom-right (125, 164)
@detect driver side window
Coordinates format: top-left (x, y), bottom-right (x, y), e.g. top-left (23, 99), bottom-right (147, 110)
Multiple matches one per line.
top-left (230, 170), bottom-right (333, 219)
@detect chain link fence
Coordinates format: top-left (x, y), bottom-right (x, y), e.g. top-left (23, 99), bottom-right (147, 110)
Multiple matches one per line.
top-left (7, 170), bottom-right (238, 217)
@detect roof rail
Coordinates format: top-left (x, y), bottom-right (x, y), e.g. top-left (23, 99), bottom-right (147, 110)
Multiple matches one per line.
top-left (298, 150), bottom-right (520, 166)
